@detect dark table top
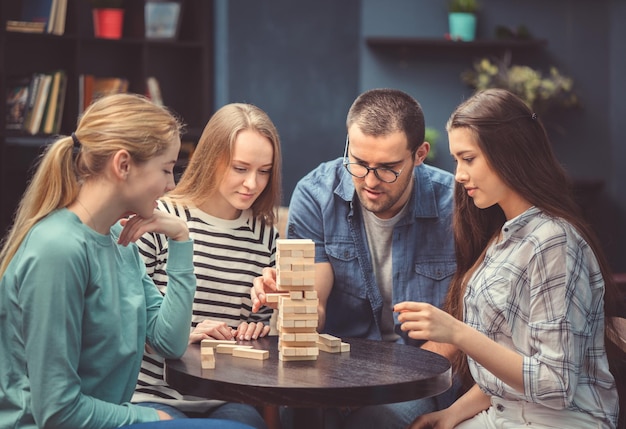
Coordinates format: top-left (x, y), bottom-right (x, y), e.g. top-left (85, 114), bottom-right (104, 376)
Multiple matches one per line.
top-left (165, 336), bottom-right (451, 408)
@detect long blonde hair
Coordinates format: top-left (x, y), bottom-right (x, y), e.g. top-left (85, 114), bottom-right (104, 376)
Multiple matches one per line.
top-left (0, 93), bottom-right (183, 277)
top-left (170, 103), bottom-right (282, 225)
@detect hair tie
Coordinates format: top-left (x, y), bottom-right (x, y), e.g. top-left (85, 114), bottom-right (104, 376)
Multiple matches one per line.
top-left (71, 132), bottom-right (81, 148)
top-left (531, 113), bottom-right (538, 120)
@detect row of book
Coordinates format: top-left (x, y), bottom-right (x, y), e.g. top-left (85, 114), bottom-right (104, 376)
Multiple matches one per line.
top-left (5, 70), bottom-right (67, 135)
top-left (6, 0), bottom-right (67, 35)
top-left (6, 72), bottom-right (163, 134)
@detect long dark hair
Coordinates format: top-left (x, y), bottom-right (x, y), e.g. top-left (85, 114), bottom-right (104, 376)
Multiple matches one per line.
top-left (445, 88), bottom-right (624, 394)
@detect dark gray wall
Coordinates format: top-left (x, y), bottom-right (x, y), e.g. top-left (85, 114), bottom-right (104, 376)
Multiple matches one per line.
top-left (217, 0), bottom-right (360, 204)
top-left (216, 0), bottom-right (625, 271)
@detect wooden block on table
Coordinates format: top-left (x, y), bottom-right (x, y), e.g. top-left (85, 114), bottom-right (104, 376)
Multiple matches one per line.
top-left (201, 339), bottom-right (237, 349)
top-left (216, 344), bottom-right (253, 354)
top-left (232, 347), bottom-right (269, 360)
top-left (317, 342), bottom-right (341, 353)
top-left (318, 333), bottom-right (341, 347)
top-left (317, 340), bottom-right (350, 353)
top-left (201, 346), bottom-right (215, 369)
top-left (304, 290), bottom-right (318, 299)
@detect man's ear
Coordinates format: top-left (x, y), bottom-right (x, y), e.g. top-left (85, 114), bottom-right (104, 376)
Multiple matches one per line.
top-left (414, 142), bottom-right (431, 166)
top-left (111, 149), bottom-right (131, 180)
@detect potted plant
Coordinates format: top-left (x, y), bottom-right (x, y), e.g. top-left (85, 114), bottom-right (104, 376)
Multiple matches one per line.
top-left (448, 0), bottom-right (479, 41)
top-left (461, 54), bottom-right (580, 116)
top-left (90, 0), bottom-right (125, 39)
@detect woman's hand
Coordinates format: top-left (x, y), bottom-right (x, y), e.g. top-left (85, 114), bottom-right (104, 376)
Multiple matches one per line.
top-left (251, 267), bottom-right (279, 313)
top-left (117, 210), bottom-right (189, 246)
top-left (235, 321), bottom-right (271, 341)
top-left (394, 301), bottom-right (463, 345)
top-left (189, 320), bottom-right (236, 343)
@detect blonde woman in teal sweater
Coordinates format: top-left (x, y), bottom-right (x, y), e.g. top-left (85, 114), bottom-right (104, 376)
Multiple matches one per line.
top-left (0, 94), bottom-right (197, 428)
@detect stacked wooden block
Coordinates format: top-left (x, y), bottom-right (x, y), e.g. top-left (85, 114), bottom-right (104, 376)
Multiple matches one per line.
top-left (275, 239), bottom-right (319, 361)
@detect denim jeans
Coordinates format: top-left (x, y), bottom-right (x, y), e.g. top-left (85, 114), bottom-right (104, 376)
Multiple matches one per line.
top-left (280, 397), bottom-right (439, 429)
top-left (137, 402), bottom-right (267, 429)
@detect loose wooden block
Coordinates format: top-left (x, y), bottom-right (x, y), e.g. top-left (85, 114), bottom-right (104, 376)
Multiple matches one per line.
top-left (318, 333), bottom-right (341, 347)
top-left (201, 339), bottom-right (237, 348)
top-left (216, 344), bottom-right (253, 354)
top-left (232, 347), bottom-right (269, 360)
top-left (201, 347), bottom-right (215, 368)
top-left (317, 342), bottom-right (341, 353)
top-left (317, 340), bottom-right (350, 353)
top-left (201, 355), bottom-right (215, 369)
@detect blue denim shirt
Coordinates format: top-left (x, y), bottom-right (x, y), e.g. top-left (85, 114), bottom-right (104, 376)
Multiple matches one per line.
top-left (287, 158), bottom-right (456, 342)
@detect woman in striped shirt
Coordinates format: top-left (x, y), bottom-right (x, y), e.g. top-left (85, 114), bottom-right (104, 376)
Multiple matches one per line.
top-left (132, 103), bottom-right (282, 428)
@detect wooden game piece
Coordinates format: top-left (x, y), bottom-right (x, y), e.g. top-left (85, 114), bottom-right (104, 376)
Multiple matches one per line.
top-left (201, 339), bottom-right (237, 348)
top-left (266, 292), bottom-right (288, 303)
top-left (201, 346), bottom-right (215, 369)
top-left (318, 333), bottom-right (341, 347)
top-left (232, 347), bottom-right (269, 360)
top-left (216, 344), bottom-right (253, 354)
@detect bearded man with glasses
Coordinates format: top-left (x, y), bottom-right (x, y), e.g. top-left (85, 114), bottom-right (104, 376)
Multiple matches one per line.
top-left (252, 88), bottom-right (458, 429)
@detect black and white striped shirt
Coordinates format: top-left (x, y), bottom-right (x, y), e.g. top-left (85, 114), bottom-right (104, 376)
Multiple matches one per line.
top-left (132, 199), bottom-right (276, 411)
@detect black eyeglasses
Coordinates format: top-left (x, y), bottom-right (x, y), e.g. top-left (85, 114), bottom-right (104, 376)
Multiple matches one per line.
top-left (342, 135), bottom-right (404, 184)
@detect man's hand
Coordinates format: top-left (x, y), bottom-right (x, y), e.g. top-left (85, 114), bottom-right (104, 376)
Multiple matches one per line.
top-left (251, 267), bottom-right (278, 313)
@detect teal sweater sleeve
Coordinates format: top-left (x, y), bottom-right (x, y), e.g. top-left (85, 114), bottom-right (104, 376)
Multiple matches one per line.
top-left (144, 238), bottom-right (196, 358)
top-left (0, 211), bottom-right (195, 428)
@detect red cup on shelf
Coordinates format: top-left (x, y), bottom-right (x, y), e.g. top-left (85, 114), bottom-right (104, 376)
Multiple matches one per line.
top-left (93, 8), bottom-right (124, 39)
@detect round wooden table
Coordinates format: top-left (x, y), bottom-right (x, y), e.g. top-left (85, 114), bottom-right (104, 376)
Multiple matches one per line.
top-left (165, 336), bottom-right (451, 409)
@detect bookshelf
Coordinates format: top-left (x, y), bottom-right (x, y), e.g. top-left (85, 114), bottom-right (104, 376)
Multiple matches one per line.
top-left (0, 0), bottom-right (214, 235)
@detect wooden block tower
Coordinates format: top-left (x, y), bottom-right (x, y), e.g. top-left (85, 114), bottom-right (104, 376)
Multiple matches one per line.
top-left (275, 238), bottom-right (319, 361)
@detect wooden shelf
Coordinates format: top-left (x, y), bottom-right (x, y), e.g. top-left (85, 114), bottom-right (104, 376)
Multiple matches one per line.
top-left (366, 37), bottom-right (547, 51)
top-left (0, 0), bottom-right (215, 234)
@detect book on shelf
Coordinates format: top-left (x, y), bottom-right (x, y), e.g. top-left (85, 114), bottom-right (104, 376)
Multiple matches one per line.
top-left (8, 0), bottom-right (67, 35)
top-left (80, 74), bottom-right (130, 113)
top-left (146, 77), bottom-right (164, 106)
top-left (23, 74), bottom-right (43, 132)
top-left (25, 73), bottom-right (52, 135)
top-left (5, 76), bottom-right (32, 131)
top-left (53, 71), bottom-right (68, 134)
top-left (5, 20), bottom-right (46, 33)
top-left (50, 0), bottom-right (67, 35)
top-left (42, 70), bottom-right (67, 135)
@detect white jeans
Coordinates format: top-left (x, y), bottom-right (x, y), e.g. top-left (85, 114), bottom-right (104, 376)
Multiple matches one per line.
top-left (456, 397), bottom-right (609, 429)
